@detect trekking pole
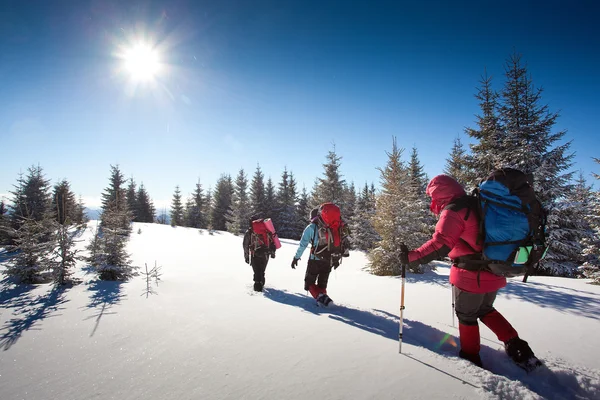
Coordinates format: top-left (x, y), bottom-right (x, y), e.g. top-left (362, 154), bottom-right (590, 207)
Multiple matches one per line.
top-left (399, 243), bottom-right (408, 354)
top-left (451, 284), bottom-right (455, 328)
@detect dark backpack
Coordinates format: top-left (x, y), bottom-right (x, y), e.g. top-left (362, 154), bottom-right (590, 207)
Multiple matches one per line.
top-left (447, 168), bottom-right (548, 277)
top-left (310, 203), bottom-right (349, 264)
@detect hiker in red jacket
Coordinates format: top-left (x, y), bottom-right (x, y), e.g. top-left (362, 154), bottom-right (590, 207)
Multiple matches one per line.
top-left (400, 175), bottom-right (538, 369)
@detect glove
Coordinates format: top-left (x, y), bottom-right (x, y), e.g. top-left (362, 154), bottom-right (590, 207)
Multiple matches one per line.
top-left (333, 259), bottom-right (340, 270)
top-left (271, 252), bottom-right (276, 259)
top-left (245, 255), bottom-right (250, 264)
top-left (399, 243), bottom-right (409, 266)
top-left (291, 258), bottom-right (299, 269)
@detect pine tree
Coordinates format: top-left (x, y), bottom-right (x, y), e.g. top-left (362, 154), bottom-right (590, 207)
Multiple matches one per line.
top-left (249, 165), bottom-right (267, 218)
top-left (210, 175), bottom-right (234, 231)
top-left (408, 147), bottom-right (428, 196)
top-left (51, 221), bottom-right (81, 285)
top-left (276, 168), bottom-right (298, 239)
top-left (227, 169), bottom-right (250, 234)
top-left (465, 71), bottom-right (503, 185)
top-left (369, 137), bottom-right (430, 275)
top-left (9, 165), bottom-right (53, 226)
top-left (444, 136), bottom-right (471, 188)
top-left (135, 183), bottom-right (155, 223)
top-left (313, 147), bottom-right (347, 212)
top-left (294, 186), bottom-right (311, 240)
top-left (101, 165), bottom-right (127, 214)
top-left (52, 179), bottom-right (78, 225)
top-left (343, 182), bottom-right (357, 225)
top-left (170, 186), bottom-right (184, 227)
top-left (126, 177), bottom-right (138, 222)
top-left (350, 183), bottom-right (380, 251)
top-left (264, 177), bottom-right (277, 222)
top-left (582, 159), bottom-right (600, 283)
top-left (0, 200), bottom-right (8, 245)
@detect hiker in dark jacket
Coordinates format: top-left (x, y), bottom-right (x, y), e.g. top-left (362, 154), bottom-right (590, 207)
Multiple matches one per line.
top-left (243, 218), bottom-right (276, 292)
top-left (400, 175), bottom-right (538, 369)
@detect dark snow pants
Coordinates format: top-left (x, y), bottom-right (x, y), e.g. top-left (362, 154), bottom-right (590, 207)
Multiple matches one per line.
top-left (454, 287), bottom-right (498, 325)
top-left (251, 253), bottom-right (269, 285)
top-left (304, 259), bottom-right (333, 291)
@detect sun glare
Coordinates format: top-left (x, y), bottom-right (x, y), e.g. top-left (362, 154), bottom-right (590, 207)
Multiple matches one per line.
top-left (123, 43), bottom-right (161, 81)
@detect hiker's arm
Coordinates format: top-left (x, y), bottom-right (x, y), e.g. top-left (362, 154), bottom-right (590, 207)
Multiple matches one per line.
top-left (408, 210), bottom-right (465, 267)
top-left (294, 224), bottom-right (315, 260)
top-left (243, 229), bottom-right (251, 259)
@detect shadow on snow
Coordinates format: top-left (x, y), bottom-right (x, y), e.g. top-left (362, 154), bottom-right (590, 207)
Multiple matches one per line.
top-left (263, 287), bottom-right (599, 400)
top-left (84, 279), bottom-right (126, 337)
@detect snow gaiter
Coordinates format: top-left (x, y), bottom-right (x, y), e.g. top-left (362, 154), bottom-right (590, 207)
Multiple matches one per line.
top-left (480, 310), bottom-right (518, 343)
top-left (458, 323), bottom-right (481, 356)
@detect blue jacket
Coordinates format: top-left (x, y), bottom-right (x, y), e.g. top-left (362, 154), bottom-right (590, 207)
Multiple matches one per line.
top-left (294, 223), bottom-right (321, 261)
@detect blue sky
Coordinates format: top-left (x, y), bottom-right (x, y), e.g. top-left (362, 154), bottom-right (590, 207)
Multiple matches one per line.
top-left (1, 0), bottom-right (598, 208)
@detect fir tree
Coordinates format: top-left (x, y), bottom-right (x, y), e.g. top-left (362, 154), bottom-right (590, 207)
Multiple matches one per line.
top-left (464, 71), bottom-right (503, 185)
top-left (313, 147), bottom-right (346, 212)
top-left (210, 175), bottom-right (234, 231)
top-left (170, 186), bottom-right (184, 227)
top-left (444, 136), bottom-right (471, 188)
top-left (350, 183), bottom-right (380, 251)
top-left (343, 182), bottom-right (357, 225)
top-left (582, 159), bottom-right (600, 283)
top-left (0, 200), bottom-right (8, 245)
top-left (126, 177), bottom-right (138, 222)
top-left (276, 168), bottom-right (298, 239)
top-left (227, 169), bottom-right (250, 234)
top-left (135, 183), bottom-right (155, 223)
top-left (249, 165), bottom-right (267, 218)
top-left (101, 165), bottom-right (127, 214)
top-left (294, 186), bottom-right (311, 240)
top-left (408, 146), bottom-right (428, 196)
top-left (369, 137), bottom-right (430, 275)
top-left (9, 165), bottom-right (53, 226)
top-left (264, 177), bottom-right (277, 222)
top-left (51, 221), bottom-right (81, 285)
top-left (52, 179), bottom-right (78, 225)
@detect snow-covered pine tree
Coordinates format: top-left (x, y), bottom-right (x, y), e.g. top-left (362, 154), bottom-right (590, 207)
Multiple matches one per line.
top-left (135, 183), bottom-right (155, 223)
top-left (264, 177), bottom-right (278, 224)
top-left (581, 160), bottom-right (600, 283)
top-left (93, 200), bottom-right (137, 281)
top-left (126, 177), bottom-right (138, 222)
top-left (444, 136), bottom-right (472, 189)
top-left (227, 169), bottom-right (250, 234)
top-left (210, 175), bottom-right (234, 231)
top-left (101, 165), bottom-right (127, 215)
top-left (343, 182), bottom-right (357, 226)
top-left (50, 199), bottom-right (82, 285)
top-left (249, 165), bottom-right (267, 218)
top-left (170, 185), bottom-right (184, 227)
top-left (350, 183), bottom-right (380, 251)
top-left (0, 200), bottom-right (8, 245)
top-left (312, 147), bottom-right (347, 212)
top-left (275, 167), bottom-right (298, 239)
top-left (9, 165), bottom-right (53, 229)
top-left (4, 215), bottom-right (55, 283)
top-left (464, 71), bottom-right (504, 186)
top-left (542, 172), bottom-right (594, 276)
top-left (294, 186), bottom-right (311, 239)
top-left (52, 179), bottom-right (79, 225)
top-left (369, 137), bottom-right (430, 275)
top-left (408, 146), bottom-right (428, 196)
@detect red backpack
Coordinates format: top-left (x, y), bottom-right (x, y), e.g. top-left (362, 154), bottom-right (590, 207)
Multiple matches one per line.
top-left (250, 219), bottom-right (271, 253)
top-left (311, 203), bottom-right (347, 262)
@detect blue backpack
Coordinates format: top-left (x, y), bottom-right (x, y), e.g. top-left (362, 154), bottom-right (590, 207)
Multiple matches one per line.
top-left (447, 168), bottom-right (548, 277)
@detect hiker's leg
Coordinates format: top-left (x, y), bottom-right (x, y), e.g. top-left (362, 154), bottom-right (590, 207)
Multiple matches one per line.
top-left (454, 287), bottom-right (483, 358)
top-left (252, 255), bottom-right (267, 290)
top-left (480, 291), bottom-right (518, 343)
top-left (304, 259), bottom-right (319, 295)
top-left (316, 260), bottom-right (333, 292)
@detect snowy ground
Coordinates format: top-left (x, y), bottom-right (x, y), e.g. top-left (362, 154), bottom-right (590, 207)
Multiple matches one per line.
top-left (1, 222), bottom-right (599, 400)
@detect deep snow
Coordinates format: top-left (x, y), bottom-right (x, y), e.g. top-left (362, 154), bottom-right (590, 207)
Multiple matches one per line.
top-left (1, 222), bottom-right (599, 400)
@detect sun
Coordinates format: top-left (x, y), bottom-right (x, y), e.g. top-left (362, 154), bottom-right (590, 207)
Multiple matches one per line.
top-left (122, 42), bottom-right (161, 81)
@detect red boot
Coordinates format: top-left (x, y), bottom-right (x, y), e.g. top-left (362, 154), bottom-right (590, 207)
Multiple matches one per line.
top-left (480, 310), bottom-right (518, 343)
top-left (459, 323), bottom-right (482, 367)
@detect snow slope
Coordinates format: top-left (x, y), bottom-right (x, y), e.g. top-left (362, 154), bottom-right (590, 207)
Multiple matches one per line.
top-left (1, 222), bottom-right (599, 400)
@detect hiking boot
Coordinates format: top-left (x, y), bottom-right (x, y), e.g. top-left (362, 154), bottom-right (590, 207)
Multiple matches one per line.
top-left (505, 337), bottom-right (536, 365)
top-left (253, 282), bottom-right (263, 292)
top-left (316, 293), bottom-right (333, 307)
top-left (459, 350), bottom-right (483, 368)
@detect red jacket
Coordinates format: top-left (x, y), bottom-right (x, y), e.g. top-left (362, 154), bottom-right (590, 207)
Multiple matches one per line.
top-left (408, 175), bottom-right (506, 293)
